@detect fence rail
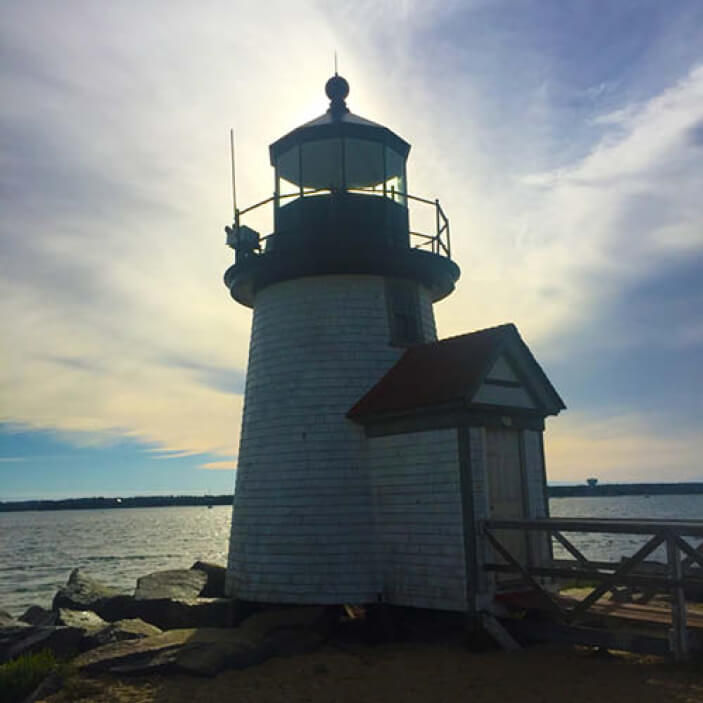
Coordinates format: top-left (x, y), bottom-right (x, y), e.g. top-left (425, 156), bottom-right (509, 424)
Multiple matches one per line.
top-left (228, 187), bottom-right (451, 258)
top-left (481, 518), bottom-right (703, 660)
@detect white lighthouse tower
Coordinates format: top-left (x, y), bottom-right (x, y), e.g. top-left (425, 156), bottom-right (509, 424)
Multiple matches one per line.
top-left (224, 75), bottom-right (459, 604)
top-left (224, 75), bottom-right (564, 612)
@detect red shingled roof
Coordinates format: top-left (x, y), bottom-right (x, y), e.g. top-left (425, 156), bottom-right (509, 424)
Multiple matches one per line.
top-left (347, 323), bottom-right (564, 419)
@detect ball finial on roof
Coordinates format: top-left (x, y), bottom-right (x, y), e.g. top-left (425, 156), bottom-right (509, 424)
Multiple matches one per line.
top-left (325, 74), bottom-right (349, 117)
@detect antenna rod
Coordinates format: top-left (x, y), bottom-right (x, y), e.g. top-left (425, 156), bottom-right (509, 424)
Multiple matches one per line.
top-left (230, 128), bottom-right (237, 218)
top-left (334, 51), bottom-right (338, 75)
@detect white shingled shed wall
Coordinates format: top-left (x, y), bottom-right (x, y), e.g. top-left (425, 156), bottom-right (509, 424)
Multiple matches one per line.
top-left (368, 429), bottom-right (468, 611)
top-left (226, 274), bottom-right (436, 603)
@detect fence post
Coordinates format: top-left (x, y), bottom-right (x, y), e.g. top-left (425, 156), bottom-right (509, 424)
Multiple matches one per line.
top-left (667, 532), bottom-right (689, 660)
top-left (435, 199), bottom-right (441, 255)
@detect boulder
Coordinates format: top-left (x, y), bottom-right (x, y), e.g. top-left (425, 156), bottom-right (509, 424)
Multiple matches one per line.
top-left (0, 609), bottom-right (17, 627)
top-left (190, 562), bottom-right (226, 598)
top-left (125, 597), bottom-right (230, 630)
top-left (52, 568), bottom-right (122, 613)
top-left (94, 594), bottom-right (135, 622)
top-left (74, 628), bottom-right (209, 674)
top-left (20, 671), bottom-right (63, 703)
top-left (237, 606), bottom-right (333, 640)
top-left (73, 606), bottom-right (334, 677)
top-left (20, 605), bottom-right (58, 627)
top-left (134, 569), bottom-right (207, 601)
top-left (1, 624), bottom-right (84, 663)
top-left (56, 608), bottom-right (108, 632)
top-left (86, 618), bottom-right (162, 648)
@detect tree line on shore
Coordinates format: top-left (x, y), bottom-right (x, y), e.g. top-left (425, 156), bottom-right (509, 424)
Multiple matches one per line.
top-left (2, 483), bottom-right (703, 512)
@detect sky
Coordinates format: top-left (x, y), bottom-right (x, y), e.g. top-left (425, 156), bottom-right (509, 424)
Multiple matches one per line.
top-left (1, 0), bottom-right (702, 499)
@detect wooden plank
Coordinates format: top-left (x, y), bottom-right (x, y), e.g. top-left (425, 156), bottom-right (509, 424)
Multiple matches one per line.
top-left (457, 426), bottom-right (478, 613)
top-left (667, 534), bottom-right (689, 660)
top-left (568, 533), bottom-right (666, 622)
top-left (484, 530), bottom-right (564, 618)
top-left (552, 531), bottom-right (592, 567)
top-left (504, 619), bottom-right (673, 656)
top-left (483, 562), bottom-right (700, 590)
top-left (484, 518), bottom-right (703, 537)
top-left (480, 612), bottom-right (521, 652)
top-left (675, 535), bottom-right (703, 571)
top-left (503, 590), bottom-right (703, 631)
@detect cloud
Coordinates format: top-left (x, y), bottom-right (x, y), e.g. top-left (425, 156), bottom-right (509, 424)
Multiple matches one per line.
top-left (545, 412), bottom-right (703, 483)
top-left (198, 460), bottom-right (238, 471)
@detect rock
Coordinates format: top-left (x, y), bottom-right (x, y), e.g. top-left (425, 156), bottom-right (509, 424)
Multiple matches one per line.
top-left (237, 606), bottom-right (334, 640)
top-left (94, 594), bottom-right (135, 622)
top-left (20, 605), bottom-right (58, 627)
top-left (56, 608), bottom-right (108, 632)
top-left (190, 562), bottom-right (226, 598)
top-left (0, 609), bottom-right (17, 627)
top-left (134, 569), bottom-right (207, 601)
top-left (52, 568), bottom-right (122, 613)
top-left (76, 627), bottom-right (268, 677)
top-left (74, 606), bottom-right (334, 677)
top-left (125, 596), bottom-right (230, 630)
top-left (21, 671), bottom-right (63, 703)
top-left (74, 628), bottom-right (203, 672)
top-left (1, 622), bottom-right (30, 661)
top-left (86, 618), bottom-right (162, 648)
top-left (1, 625), bottom-right (84, 663)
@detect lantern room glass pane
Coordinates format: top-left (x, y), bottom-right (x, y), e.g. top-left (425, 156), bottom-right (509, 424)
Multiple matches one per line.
top-left (384, 146), bottom-right (406, 206)
top-left (276, 146), bottom-right (300, 199)
top-left (344, 138), bottom-right (384, 190)
top-left (301, 138), bottom-right (343, 191)
top-left (277, 146), bottom-right (300, 184)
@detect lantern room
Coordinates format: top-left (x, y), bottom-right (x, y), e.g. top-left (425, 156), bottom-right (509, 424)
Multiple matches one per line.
top-left (224, 74), bottom-right (460, 308)
top-left (271, 74), bottom-right (408, 204)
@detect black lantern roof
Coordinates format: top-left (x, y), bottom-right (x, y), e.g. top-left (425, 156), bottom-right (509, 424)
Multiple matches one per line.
top-left (269, 75), bottom-right (411, 165)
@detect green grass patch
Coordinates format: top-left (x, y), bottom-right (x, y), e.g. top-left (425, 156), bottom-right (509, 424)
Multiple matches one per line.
top-left (0, 649), bottom-right (58, 703)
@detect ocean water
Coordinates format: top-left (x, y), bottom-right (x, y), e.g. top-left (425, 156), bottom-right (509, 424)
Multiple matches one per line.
top-left (0, 505), bottom-right (232, 616)
top-left (549, 494), bottom-right (703, 564)
top-left (0, 495), bottom-right (701, 616)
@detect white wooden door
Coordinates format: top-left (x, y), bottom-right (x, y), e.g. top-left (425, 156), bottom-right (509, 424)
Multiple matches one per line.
top-left (486, 428), bottom-right (528, 581)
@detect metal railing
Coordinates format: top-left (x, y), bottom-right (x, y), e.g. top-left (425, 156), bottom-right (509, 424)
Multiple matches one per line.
top-left (481, 518), bottom-right (703, 660)
top-left (228, 187), bottom-right (451, 259)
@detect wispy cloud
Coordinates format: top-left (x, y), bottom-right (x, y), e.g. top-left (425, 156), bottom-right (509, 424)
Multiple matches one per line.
top-left (546, 412), bottom-right (703, 483)
top-left (198, 460), bottom-right (238, 471)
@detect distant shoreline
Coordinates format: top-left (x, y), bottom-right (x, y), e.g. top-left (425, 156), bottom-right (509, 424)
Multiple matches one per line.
top-left (2, 483), bottom-right (703, 512)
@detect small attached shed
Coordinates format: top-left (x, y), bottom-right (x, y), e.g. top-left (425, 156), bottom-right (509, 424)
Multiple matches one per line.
top-left (348, 323), bottom-right (565, 613)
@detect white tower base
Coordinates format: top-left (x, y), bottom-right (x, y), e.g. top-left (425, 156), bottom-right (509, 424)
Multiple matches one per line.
top-left (226, 274), bottom-right (436, 603)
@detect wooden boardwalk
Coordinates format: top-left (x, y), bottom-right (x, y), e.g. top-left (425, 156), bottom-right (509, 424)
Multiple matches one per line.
top-left (481, 518), bottom-right (703, 659)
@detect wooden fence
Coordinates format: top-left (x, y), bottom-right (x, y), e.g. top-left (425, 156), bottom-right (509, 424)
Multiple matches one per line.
top-left (481, 518), bottom-right (703, 659)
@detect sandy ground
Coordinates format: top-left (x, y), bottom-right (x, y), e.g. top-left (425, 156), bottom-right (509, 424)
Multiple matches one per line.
top-left (43, 642), bottom-right (703, 703)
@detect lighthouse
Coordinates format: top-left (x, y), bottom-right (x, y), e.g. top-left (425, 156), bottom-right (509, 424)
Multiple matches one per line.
top-left (224, 76), bottom-right (565, 613)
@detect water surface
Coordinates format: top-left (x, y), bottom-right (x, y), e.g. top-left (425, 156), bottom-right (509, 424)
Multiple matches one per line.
top-left (0, 505), bottom-right (231, 615)
top-left (1, 495), bottom-right (701, 616)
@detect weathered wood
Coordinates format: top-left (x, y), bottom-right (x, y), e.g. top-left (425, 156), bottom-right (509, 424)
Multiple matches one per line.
top-left (667, 533), bottom-right (689, 660)
top-left (485, 518), bottom-right (703, 537)
top-left (504, 619), bottom-right (673, 656)
top-left (457, 426), bottom-right (478, 613)
top-left (483, 530), bottom-right (564, 618)
top-left (568, 533), bottom-right (665, 622)
top-left (481, 517), bottom-right (703, 659)
top-left (675, 535), bottom-right (703, 572)
top-left (480, 612), bottom-right (521, 652)
top-left (483, 563), bottom-right (698, 590)
top-left (552, 531), bottom-right (592, 568)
